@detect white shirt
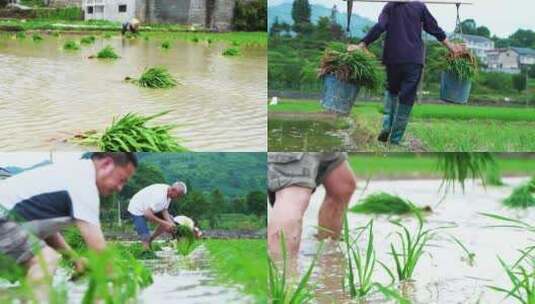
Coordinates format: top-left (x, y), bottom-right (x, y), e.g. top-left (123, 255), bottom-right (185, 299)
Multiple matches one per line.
top-left (0, 159), bottom-right (101, 226)
top-left (127, 184), bottom-right (171, 216)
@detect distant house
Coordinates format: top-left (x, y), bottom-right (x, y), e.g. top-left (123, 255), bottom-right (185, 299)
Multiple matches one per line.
top-left (0, 167), bottom-right (11, 180)
top-left (486, 47), bottom-right (535, 73)
top-left (455, 34), bottom-right (494, 64)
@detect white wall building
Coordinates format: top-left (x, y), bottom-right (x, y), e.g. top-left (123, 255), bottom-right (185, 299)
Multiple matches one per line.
top-left (83, 0), bottom-right (135, 23)
top-left (454, 34), bottom-right (495, 65)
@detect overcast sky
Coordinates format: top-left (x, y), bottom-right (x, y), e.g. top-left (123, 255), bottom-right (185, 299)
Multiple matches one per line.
top-left (0, 152), bottom-right (83, 168)
top-left (269, 0), bottom-right (534, 37)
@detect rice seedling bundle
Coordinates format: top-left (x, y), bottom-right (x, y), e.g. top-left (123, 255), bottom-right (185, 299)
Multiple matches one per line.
top-left (319, 42), bottom-right (383, 93)
top-left (444, 51), bottom-right (478, 80)
top-left (191, 37), bottom-right (199, 42)
top-left (350, 192), bottom-right (431, 215)
top-left (223, 47), bottom-right (240, 56)
top-left (174, 225), bottom-right (196, 256)
top-left (135, 67), bottom-right (177, 88)
top-left (503, 184), bottom-right (535, 208)
top-left (63, 40), bottom-right (79, 50)
top-left (81, 247), bottom-right (153, 304)
top-left (483, 164), bottom-right (504, 186)
top-left (15, 31), bottom-right (26, 39)
top-left (161, 40), bottom-right (171, 49)
top-left (80, 35), bottom-right (96, 44)
top-left (71, 111), bottom-right (186, 152)
top-left (438, 152), bottom-right (495, 191)
top-left (96, 45), bottom-right (119, 59)
top-left (32, 34), bottom-right (43, 42)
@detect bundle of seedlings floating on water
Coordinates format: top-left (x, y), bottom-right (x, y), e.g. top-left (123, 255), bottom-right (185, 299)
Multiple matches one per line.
top-left (131, 67), bottom-right (178, 88)
top-left (32, 33), bottom-right (43, 42)
top-left (350, 192), bottom-right (431, 215)
top-left (63, 40), bottom-right (80, 50)
top-left (161, 40), bottom-right (171, 49)
top-left (89, 45), bottom-right (119, 59)
top-left (80, 35), bottom-right (96, 44)
top-left (71, 111), bottom-right (187, 152)
top-left (174, 224), bottom-right (197, 256)
top-left (503, 180), bottom-right (535, 208)
top-left (318, 42), bottom-right (384, 93)
top-left (223, 47), bottom-right (240, 56)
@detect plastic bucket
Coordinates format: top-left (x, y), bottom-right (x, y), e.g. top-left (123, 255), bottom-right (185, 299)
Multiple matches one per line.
top-left (440, 71), bottom-right (472, 104)
top-left (320, 74), bottom-right (360, 115)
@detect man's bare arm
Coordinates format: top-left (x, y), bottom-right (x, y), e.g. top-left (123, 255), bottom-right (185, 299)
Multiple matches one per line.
top-left (76, 220), bottom-right (106, 252)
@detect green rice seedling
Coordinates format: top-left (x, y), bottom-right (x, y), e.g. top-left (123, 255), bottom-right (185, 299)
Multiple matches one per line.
top-left (63, 227), bottom-right (87, 252)
top-left (480, 212), bottom-right (535, 233)
top-left (268, 232), bottom-right (321, 304)
top-left (342, 214), bottom-right (377, 298)
top-left (373, 283), bottom-right (412, 304)
top-left (81, 247), bottom-right (153, 304)
top-left (350, 192), bottom-right (431, 215)
top-left (15, 31), bottom-right (26, 39)
top-left (161, 40), bottom-right (171, 49)
top-left (125, 32), bottom-right (138, 39)
top-left (51, 31), bottom-right (60, 37)
top-left (484, 164), bottom-right (504, 186)
top-left (503, 184), bottom-right (535, 208)
top-left (103, 33), bottom-right (113, 39)
top-left (191, 36), bottom-right (199, 42)
top-left (63, 40), bottom-right (79, 50)
top-left (450, 236), bottom-right (476, 266)
top-left (488, 249), bottom-right (535, 304)
top-left (135, 67), bottom-right (177, 88)
top-left (318, 42), bottom-right (384, 93)
top-left (71, 111), bottom-right (187, 152)
top-left (207, 39), bottom-right (213, 44)
top-left (388, 217), bottom-right (436, 281)
top-left (0, 253), bottom-right (25, 283)
top-left (437, 152), bottom-right (495, 192)
top-left (96, 45), bottom-right (119, 59)
top-left (175, 224), bottom-right (197, 256)
top-left (223, 47), bottom-right (240, 56)
top-left (80, 35), bottom-right (96, 44)
top-left (232, 40), bottom-right (240, 46)
top-left (528, 176), bottom-right (535, 193)
top-left (32, 33), bottom-right (43, 42)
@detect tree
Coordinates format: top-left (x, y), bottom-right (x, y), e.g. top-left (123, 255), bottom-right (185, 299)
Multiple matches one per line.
top-left (246, 191), bottom-right (267, 217)
top-left (476, 26), bottom-right (491, 38)
top-left (460, 19), bottom-right (477, 35)
top-left (512, 73), bottom-right (527, 92)
top-left (292, 0), bottom-right (311, 24)
top-left (270, 17), bottom-right (283, 36)
top-left (509, 29), bottom-right (535, 48)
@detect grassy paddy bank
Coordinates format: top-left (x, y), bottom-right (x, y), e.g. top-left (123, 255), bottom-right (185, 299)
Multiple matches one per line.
top-left (268, 99), bottom-right (535, 151)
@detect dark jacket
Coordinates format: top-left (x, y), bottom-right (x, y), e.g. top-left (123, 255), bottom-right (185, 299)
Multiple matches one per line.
top-left (361, 2), bottom-right (447, 65)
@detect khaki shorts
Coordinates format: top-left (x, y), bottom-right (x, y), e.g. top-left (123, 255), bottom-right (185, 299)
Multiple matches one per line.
top-left (0, 216), bottom-right (43, 265)
top-left (268, 152), bottom-right (348, 193)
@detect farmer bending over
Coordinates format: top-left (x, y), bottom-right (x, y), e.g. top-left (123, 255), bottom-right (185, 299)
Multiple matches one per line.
top-left (127, 182), bottom-right (187, 250)
top-left (267, 153), bottom-right (357, 263)
top-left (122, 17), bottom-right (140, 35)
top-left (348, 2), bottom-right (465, 145)
top-left (0, 152), bottom-right (137, 300)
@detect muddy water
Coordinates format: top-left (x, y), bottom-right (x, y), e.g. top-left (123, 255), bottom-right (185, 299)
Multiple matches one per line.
top-left (298, 177), bottom-right (534, 304)
top-left (0, 33), bottom-right (266, 151)
top-left (63, 244), bottom-right (254, 303)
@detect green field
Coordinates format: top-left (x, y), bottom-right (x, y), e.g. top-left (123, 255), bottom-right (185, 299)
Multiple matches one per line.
top-left (268, 99), bottom-right (535, 151)
top-left (347, 153), bottom-right (535, 179)
top-left (204, 239), bottom-right (267, 303)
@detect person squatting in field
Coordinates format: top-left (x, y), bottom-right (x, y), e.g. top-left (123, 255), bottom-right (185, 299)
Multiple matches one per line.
top-left (127, 182), bottom-right (201, 251)
top-left (0, 152), bottom-right (137, 299)
top-left (348, 1), bottom-right (466, 145)
top-left (267, 153), bottom-right (357, 266)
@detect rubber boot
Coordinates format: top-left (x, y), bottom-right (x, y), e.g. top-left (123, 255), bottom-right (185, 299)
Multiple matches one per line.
top-left (389, 103), bottom-right (413, 145)
top-left (378, 91), bottom-right (398, 142)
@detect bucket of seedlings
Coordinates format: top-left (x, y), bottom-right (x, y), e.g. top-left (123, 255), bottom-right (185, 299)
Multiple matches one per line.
top-left (318, 43), bottom-right (383, 115)
top-left (439, 50), bottom-right (478, 104)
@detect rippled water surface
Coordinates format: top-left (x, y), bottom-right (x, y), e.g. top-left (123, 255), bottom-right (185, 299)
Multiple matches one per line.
top-left (297, 177), bottom-right (533, 303)
top-left (0, 33), bottom-right (266, 151)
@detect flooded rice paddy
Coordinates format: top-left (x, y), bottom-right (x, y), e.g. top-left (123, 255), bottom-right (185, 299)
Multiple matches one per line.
top-left (1, 242), bottom-right (255, 303)
top-left (0, 33), bottom-right (266, 151)
top-left (299, 177), bottom-right (533, 303)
